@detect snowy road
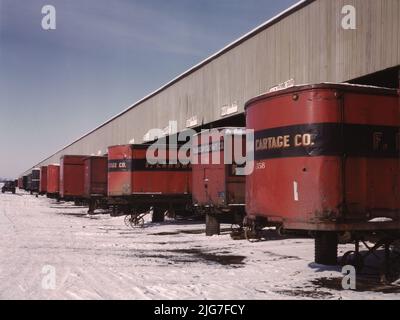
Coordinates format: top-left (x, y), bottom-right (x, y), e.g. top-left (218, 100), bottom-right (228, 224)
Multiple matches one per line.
top-left (0, 190), bottom-right (399, 300)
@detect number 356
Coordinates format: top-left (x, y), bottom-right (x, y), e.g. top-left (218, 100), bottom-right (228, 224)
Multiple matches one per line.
top-left (256, 161), bottom-right (266, 170)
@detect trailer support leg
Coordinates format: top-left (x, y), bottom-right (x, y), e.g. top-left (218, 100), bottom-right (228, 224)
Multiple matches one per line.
top-left (315, 232), bottom-right (338, 265)
top-left (355, 240), bottom-right (360, 261)
top-left (382, 241), bottom-right (391, 283)
top-left (88, 200), bottom-right (96, 215)
top-left (152, 208), bottom-right (165, 223)
top-left (205, 213), bottom-right (220, 236)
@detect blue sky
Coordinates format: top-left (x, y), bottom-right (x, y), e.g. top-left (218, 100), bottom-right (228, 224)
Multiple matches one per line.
top-left (0, 0), bottom-right (297, 178)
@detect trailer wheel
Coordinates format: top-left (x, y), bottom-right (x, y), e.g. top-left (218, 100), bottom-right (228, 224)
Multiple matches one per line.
top-left (124, 214), bottom-right (132, 227)
top-left (315, 232), bottom-right (338, 265)
top-left (152, 208), bottom-right (165, 223)
top-left (340, 250), bottom-right (364, 272)
top-left (205, 214), bottom-right (220, 236)
top-left (130, 216), bottom-right (145, 228)
top-left (230, 224), bottom-right (245, 240)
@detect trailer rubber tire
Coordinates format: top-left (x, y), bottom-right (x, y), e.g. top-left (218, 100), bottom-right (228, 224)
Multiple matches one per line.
top-left (152, 208), bottom-right (165, 223)
top-left (206, 214), bottom-right (220, 236)
top-left (315, 232), bottom-right (338, 265)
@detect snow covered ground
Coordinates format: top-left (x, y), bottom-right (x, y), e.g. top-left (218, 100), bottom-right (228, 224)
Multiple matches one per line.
top-left (0, 189), bottom-right (399, 300)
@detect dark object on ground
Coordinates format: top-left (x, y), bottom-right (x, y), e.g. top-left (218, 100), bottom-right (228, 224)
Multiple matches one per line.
top-left (1, 181), bottom-right (16, 194)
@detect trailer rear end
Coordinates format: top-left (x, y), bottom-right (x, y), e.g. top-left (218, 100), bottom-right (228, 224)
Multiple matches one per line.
top-left (60, 155), bottom-right (88, 202)
top-left (245, 83), bottom-right (400, 265)
top-left (192, 128), bottom-right (246, 235)
top-left (84, 156), bottom-right (108, 213)
top-left (47, 165), bottom-right (60, 199)
top-left (39, 166), bottom-right (48, 195)
top-left (108, 144), bottom-right (192, 223)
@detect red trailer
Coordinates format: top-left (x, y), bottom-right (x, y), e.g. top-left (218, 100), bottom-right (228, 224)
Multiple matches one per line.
top-left (108, 144), bottom-right (192, 224)
top-left (84, 156), bottom-right (108, 214)
top-left (60, 155), bottom-right (88, 203)
top-left (192, 128), bottom-right (246, 236)
top-left (39, 166), bottom-right (48, 195)
top-left (245, 83), bottom-right (400, 266)
top-left (47, 164), bottom-right (60, 199)
top-left (18, 177), bottom-right (23, 189)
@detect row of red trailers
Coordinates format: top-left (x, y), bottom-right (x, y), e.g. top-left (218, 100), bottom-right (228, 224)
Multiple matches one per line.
top-left (20, 134), bottom-right (246, 223)
top-left (16, 83), bottom-right (400, 268)
top-left (19, 157), bottom-right (108, 206)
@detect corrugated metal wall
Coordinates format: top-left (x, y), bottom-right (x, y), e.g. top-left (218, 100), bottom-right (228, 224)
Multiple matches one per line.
top-left (24, 0), bottom-right (400, 174)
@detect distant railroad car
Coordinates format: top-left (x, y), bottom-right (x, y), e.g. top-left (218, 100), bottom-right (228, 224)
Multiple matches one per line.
top-left (192, 128), bottom-right (246, 235)
top-left (47, 164), bottom-right (60, 199)
top-left (108, 144), bottom-right (192, 222)
top-left (39, 166), bottom-right (48, 195)
top-left (60, 155), bottom-right (88, 201)
top-left (84, 156), bottom-right (108, 213)
top-left (245, 83), bottom-right (400, 265)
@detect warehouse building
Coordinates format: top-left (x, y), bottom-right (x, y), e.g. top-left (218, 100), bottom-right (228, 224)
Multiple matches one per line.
top-left (22, 0), bottom-right (400, 175)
